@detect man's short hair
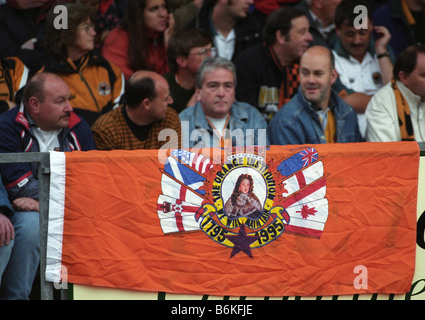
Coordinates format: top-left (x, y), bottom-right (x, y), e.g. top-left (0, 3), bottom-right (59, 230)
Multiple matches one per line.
top-left (167, 27), bottom-right (212, 73)
top-left (22, 73), bottom-right (52, 105)
top-left (196, 57), bottom-right (237, 89)
top-left (125, 75), bottom-right (157, 109)
top-left (301, 46), bottom-right (335, 71)
top-left (334, 0), bottom-right (372, 29)
top-left (262, 7), bottom-right (306, 45)
top-left (393, 45), bottom-right (425, 80)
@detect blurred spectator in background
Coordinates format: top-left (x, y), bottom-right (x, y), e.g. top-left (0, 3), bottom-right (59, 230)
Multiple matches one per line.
top-left (0, 0), bottom-right (57, 73)
top-left (164, 27), bottom-right (214, 113)
top-left (295, 0), bottom-right (341, 48)
top-left (373, 0), bottom-right (425, 57)
top-left (169, 0), bottom-right (203, 30)
top-left (102, 0), bottom-right (175, 79)
top-left (42, 2), bottom-right (125, 126)
top-left (234, 7), bottom-right (312, 121)
top-left (254, 0), bottom-right (300, 15)
top-left (0, 56), bottom-right (29, 114)
top-left (190, 0), bottom-right (262, 61)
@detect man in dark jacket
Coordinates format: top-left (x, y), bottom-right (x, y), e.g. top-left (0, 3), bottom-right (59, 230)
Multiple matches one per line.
top-left (190, 0), bottom-right (262, 61)
top-left (295, 0), bottom-right (340, 48)
top-left (0, 0), bottom-right (54, 73)
top-left (234, 7), bottom-right (313, 122)
top-left (0, 72), bottom-right (95, 299)
top-left (373, 0), bottom-right (425, 57)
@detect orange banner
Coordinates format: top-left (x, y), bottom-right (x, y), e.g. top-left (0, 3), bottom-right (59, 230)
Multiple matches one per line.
top-left (46, 142), bottom-right (419, 297)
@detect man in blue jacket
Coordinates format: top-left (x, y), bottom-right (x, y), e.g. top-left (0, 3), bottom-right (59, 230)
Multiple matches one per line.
top-left (268, 45), bottom-right (362, 145)
top-left (0, 72), bottom-right (95, 299)
top-left (179, 57), bottom-right (267, 149)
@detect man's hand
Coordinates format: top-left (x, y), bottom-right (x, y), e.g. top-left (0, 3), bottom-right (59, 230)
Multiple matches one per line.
top-left (0, 213), bottom-right (14, 247)
top-left (164, 13), bottom-right (175, 48)
top-left (12, 197), bottom-right (39, 212)
top-left (21, 38), bottom-right (37, 50)
top-left (374, 26), bottom-right (391, 55)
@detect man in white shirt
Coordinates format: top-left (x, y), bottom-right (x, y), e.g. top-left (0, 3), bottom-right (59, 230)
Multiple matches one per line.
top-left (191, 0), bottom-right (262, 62)
top-left (331, 0), bottom-right (394, 137)
top-left (366, 45), bottom-right (425, 142)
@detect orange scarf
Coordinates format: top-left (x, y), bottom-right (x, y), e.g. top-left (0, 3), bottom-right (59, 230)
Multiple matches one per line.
top-left (324, 110), bottom-right (336, 143)
top-left (392, 79), bottom-right (415, 141)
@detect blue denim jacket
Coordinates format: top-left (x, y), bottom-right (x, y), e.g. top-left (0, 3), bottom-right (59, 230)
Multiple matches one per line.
top-left (0, 176), bottom-right (12, 216)
top-left (268, 88), bottom-right (363, 145)
top-left (179, 101), bottom-right (268, 148)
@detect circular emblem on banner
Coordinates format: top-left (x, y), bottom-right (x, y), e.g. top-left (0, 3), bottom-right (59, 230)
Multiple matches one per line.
top-left (197, 153), bottom-right (289, 258)
top-left (157, 147), bottom-right (329, 259)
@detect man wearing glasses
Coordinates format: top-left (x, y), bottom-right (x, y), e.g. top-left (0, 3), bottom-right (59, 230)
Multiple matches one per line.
top-left (165, 27), bottom-right (215, 113)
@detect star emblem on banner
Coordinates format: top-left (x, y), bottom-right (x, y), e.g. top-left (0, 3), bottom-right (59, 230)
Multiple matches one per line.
top-left (227, 225), bottom-right (260, 259)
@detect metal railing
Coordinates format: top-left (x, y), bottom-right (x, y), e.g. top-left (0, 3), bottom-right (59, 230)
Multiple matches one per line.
top-left (0, 142), bottom-right (424, 300)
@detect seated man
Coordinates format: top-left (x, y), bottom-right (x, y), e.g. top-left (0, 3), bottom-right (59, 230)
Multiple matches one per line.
top-left (365, 45), bottom-right (425, 142)
top-left (91, 70), bottom-right (182, 150)
top-left (268, 45), bottom-right (362, 145)
top-left (373, 0), bottom-right (425, 57)
top-left (0, 56), bottom-right (29, 114)
top-left (179, 56), bottom-right (268, 149)
top-left (332, 0), bottom-right (394, 137)
top-left (164, 27), bottom-right (214, 113)
top-left (0, 0), bottom-right (52, 73)
top-left (191, 0), bottom-right (262, 61)
top-left (234, 7), bottom-right (313, 122)
top-left (0, 72), bottom-right (95, 299)
top-left (295, 0), bottom-right (340, 48)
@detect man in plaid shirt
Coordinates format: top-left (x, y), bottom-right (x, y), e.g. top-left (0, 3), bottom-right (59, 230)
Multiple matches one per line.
top-left (92, 70), bottom-right (182, 150)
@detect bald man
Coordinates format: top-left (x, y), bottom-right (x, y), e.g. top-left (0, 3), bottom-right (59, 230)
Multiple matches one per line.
top-left (91, 70), bottom-right (182, 150)
top-left (268, 45), bottom-right (362, 145)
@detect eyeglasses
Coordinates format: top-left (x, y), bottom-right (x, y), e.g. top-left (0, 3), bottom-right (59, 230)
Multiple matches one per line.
top-left (78, 23), bottom-right (95, 33)
top-left (188, 47), bottom-right (217, 57)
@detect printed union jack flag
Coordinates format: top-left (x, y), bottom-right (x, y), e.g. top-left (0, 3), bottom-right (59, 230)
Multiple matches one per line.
top-left (300, 148), bottom-right (318, 167)
top-left (277, 147), bottom-right (319, 177)
top-left (276, 147), bottom-right (328, 238)
top-left (163, 157), bottom-right (206, 195)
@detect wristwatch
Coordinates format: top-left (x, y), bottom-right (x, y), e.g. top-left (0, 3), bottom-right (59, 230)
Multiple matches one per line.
top-left (377, 51), bottom-right (390, 59)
